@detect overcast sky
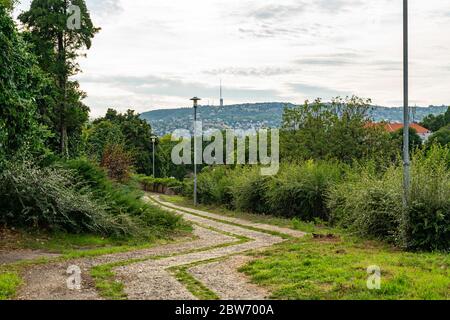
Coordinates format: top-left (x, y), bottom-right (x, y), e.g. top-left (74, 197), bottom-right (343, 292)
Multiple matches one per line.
top-left (14, 0), bottom-right (450, 117)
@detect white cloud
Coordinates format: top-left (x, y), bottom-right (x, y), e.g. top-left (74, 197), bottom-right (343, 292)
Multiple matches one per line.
top-left (14, 0), bottom-right (450, 117)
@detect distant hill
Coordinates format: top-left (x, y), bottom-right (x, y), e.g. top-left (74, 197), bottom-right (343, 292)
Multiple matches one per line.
top-left (140, 103), bottom-right (448, 136)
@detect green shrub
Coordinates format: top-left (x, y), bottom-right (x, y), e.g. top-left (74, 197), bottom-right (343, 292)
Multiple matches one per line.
top-left (267, 161), bottom-right (342, 220)
top-left (133, 174), bottom-right (183, 194)
top-left (405, 146), bottom-right (450, 251)
top-left (65, 159), bottom-right (186, 238)
top-left (328, 166), bottom-right (403, 243)
top-left (231, 167), bottom-right (270, 214)
top-left (329, 145), bottom-right (450, 251)
top-left (196, 166), bottom-right (235, 206)
top-left (0, 159), bottom-right (137, 236)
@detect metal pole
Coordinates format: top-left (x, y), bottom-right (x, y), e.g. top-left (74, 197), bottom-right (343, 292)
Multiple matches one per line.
top-left (152, 139), bottom-right (156, 178)
top-left (194, 105), bottom-right (198, 206)
top-left (403, 0), bottom-right (410, 209)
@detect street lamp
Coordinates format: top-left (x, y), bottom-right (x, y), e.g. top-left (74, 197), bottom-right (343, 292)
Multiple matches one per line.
top-left (151, 135), bottom-right (157, 178)
top-left (190, 97), bottom-right (201, 206)
top-left (403, 0), bottom-right (410, 209)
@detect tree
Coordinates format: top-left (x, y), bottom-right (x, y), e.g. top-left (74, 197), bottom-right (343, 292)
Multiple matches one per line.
top-left (427, 126), bottom-right (450, 147)
top-left (391, 127), bottom-right (423, 152)
top-left (19, 0), bottom-right (99, 157)
top-left (420, 107), bottom-right (450, 132)
top-left (0, 5), bottom-right (50, 167)
top-left (85, 120), bottom-right (125, 161)
top-left (93, 109), bottom-right (155, 175)
top-left (0, 0), bottom-right (18, 10)
top-left (280, 96), bottom-right (397, 164)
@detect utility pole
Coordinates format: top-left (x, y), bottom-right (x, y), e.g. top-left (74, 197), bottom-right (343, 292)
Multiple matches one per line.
top-left (151, 136), bottom-right (157, 177)
top-left (403, 0), bottom-right (410, 209)
top-left (191, 97), bottom-right (201, 206)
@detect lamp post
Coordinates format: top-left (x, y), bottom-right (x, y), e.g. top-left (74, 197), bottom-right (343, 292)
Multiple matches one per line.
top-left (151, 135), bottom-right (157, 178)
top-left (190, 97), bottom-right (201, 206)
top-left (403, 0), bottom-right (410, 209)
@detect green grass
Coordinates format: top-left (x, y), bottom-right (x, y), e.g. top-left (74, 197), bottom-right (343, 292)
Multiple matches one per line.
top-left (161, 195), bottom-right (450, 300)
top-left (240, 233), bottom-right (450, 300)
top-left (0, 272), bottom-right (22, 300)
top-left (168, 261), bottom-right (221, 300)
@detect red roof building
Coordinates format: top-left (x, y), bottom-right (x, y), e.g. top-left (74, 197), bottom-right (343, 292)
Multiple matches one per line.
top-left (366, 122), bottom-right (432, 141)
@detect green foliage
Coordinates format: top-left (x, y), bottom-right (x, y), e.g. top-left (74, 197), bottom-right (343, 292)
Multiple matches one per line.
top-left (420, 106), bottom-right (450, 132)
top-left (0, 6), bottom-right (49, 167)
top-left (266, 161), bottom-right (343, 221)
top-left (329, 146), bottom-right (450, 251)
top-left (19, 0), bottom-right (99, 156)
top-left (196, 166), bottom-right (235, 206)
top-left (0, 158), bottom-right (133, 236)
top-left (92, 109), bottom-right (155, 175)
top-left (230, 167), bottom-right (269, 214)
top-left (328, 166), bottom-right (403, 243)
top-left (0, 272), bottom-right (21, 300)
top-left (64, 158), bottom-right (187, 238)
top-left (85, 120), bottom-right (125, 161)
top-left (405, 146), bottom-right (450, 251)
top-left (391, 127), bottom-right (423, 152)
top-left (133, 174), bottom-right (183, 194)
top-left (427, 125), bottom-right (450, 147)
top-left (281, 96), bottom-right (397, 164)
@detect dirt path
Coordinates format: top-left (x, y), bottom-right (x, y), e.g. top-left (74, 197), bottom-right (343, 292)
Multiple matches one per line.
top-left (15, 194), bottom-right (306, 300)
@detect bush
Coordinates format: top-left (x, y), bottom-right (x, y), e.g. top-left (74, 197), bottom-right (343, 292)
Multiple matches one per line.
top-left (329, 145), bottom-right (450, 251)
top-left (100, 143), bottom-right (133, 182)
top-left (405, 146), bottom-right (450, 251)
top-left (133, 174), bottom-right (183, 195)
top-left (328, 165), bottom-right (403, 243)
top-left (65, 159), bottom-right (186, 238)
top-left (231, 167), bottom-right (270, 214)
top-left (0, 159), bottom-right (137, 236)
top-left (196, 166), bottom-right (235, 206)
top-left (267, 161), bottom-right (343, 220)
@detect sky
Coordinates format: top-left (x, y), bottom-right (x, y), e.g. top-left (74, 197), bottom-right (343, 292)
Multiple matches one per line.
top-left (14, 0), bottom-right (450, 117)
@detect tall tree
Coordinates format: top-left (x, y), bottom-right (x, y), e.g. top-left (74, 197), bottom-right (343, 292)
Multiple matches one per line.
top-left (0, 4), bottom-right (49, 167)
top-left (19, 0), bottom-right (99, 157)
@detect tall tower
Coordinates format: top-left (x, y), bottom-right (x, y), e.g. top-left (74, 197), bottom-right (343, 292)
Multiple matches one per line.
top-left (220, 80), bottom-right (224, 107)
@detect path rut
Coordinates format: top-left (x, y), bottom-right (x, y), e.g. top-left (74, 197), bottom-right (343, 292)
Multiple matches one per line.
top-left (15, 194), bottom-right (306, 300)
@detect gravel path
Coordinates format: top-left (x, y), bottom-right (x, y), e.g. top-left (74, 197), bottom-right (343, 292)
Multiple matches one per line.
top-left (15, 194), bottom-right (305, 300)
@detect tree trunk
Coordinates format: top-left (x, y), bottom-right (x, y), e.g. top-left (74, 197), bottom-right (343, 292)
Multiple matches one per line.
top-left (57, 31), bottom-right (68, 158)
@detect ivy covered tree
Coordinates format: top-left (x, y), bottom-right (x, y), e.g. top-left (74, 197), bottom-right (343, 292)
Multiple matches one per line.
top-left (19, 0), bottom-right (99, 157)
top-left (0, 4), bottom-right (50, 167)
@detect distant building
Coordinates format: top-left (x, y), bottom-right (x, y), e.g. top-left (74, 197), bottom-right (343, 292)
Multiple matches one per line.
top-left (366, 122), bottom-right (432, 142)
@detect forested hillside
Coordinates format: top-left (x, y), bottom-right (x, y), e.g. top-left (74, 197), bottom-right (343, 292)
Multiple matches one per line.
top-left (141, 103), bottom-right (448, 136)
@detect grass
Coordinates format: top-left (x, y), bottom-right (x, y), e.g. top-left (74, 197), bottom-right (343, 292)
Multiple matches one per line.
top-left (162, 195), bottom-right (450, 300)
top-left (240, 233), bottom-right (450, 300)
top-left (168, 259), bottom-right (223, 300)
top-left (0, 226), bottom-right (192, 300)
top-left (90, 222), bottom-right (250, 300)
top-left (0, 272), bottom-right (22, 300)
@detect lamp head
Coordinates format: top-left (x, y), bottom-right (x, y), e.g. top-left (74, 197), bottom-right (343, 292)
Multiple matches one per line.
top-left (190, 97), bottom-right (201, 107)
